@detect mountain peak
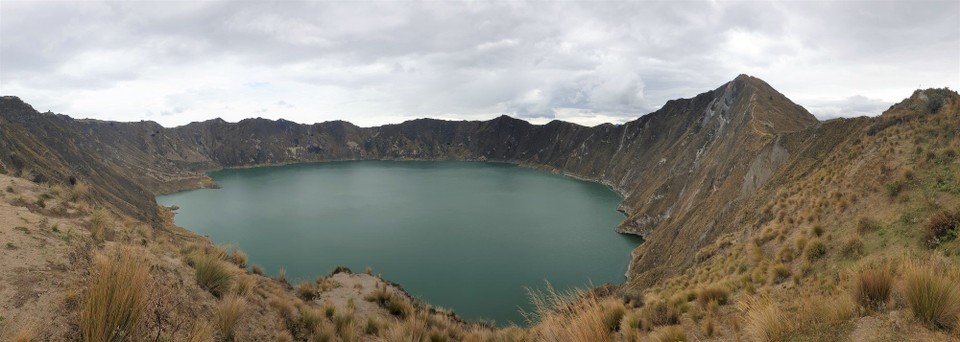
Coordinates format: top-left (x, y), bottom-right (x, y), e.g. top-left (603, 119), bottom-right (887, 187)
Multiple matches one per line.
top-left (723, 74), bottom-right (819, 133)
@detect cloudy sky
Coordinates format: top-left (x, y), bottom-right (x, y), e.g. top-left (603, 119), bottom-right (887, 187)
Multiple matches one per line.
top-left (1, 1), bottom-right (957, 127)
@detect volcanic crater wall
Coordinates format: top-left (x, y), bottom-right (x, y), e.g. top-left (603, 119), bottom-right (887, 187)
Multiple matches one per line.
top-left (0, 75), bottom-right (826, 283)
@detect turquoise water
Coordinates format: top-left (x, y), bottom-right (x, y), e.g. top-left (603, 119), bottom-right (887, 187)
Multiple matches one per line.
top-left (157, 161), bottom-right (639, 326)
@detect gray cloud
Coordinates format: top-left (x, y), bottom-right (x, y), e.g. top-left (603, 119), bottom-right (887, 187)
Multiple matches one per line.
top-left (0, 1), bottom-right (957, 127)
top-left (803, 95), bottom-right (895, 120)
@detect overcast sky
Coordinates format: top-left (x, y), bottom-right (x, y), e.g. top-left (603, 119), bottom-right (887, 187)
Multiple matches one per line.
top-left (1, 1), bottom-right (957, 127)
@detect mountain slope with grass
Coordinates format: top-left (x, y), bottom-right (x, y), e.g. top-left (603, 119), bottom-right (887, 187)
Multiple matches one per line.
top-left (1, 77), bottom-right (958, 341)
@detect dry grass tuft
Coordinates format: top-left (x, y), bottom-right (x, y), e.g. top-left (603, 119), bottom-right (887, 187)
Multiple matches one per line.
top-left (234, 275), bottom-right (253, 297)
top-left (363, 283), bottom-right (412, 318)
top-left (88, 208), bottom-right (111, 240)
top-left (697, 284), bottom-right (729, 306)
top-left (192, 252), bottom-right (234, 297)
top-left (739, 296), bottom-right (787, 342)
top-left (650, 325), bottom-right (687, 342)
top-left (804, 239), bottom-right (826, 261)
top-left (187, 322), bottom-right (214, 342)
top-left (923, 209), bottom-right (960, 248)
top-left (80, 248), bottom-right (150, 342)
top-left (642, 298), bottom-right (681, 327)
top-left (852, 263), bottom-right (894, 312)
top-left (301, 307), bottom-right (323, 335)
top-left (251, 264), bottom-right (265, 275)
top-left (902, 260), bottom-right (960, 330)
top-left (214, 295), bottom-right (246, 341)
top-left (297, 281), bottom-right (317, 301)
top-left (526, 285), bottom-right (615, 342)
top-left (767, 264), bottom-right (790, 284)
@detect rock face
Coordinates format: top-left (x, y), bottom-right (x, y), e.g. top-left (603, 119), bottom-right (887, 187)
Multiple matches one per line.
top-left (0, 74), bottom-right (831, 284)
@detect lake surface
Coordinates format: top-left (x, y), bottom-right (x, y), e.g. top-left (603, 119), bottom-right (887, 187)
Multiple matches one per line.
top-left (157, 160), bottom-right (640, 325)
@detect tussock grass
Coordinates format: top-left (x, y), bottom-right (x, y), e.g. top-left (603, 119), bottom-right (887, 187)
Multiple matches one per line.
top-left (767, 264), bottom-right (790, 284)
top-left (739, 296), bottom-right (787, 342)
top-left (251, 264), bottom-right (264, 275)
top-left (187, 322), bottom-right (214, 342)
top-left (214, 295), bottom-right (246, 341)
top-left (80, 248), bottom-right (150, 342)
top-left (88, 208), bottom-right (111, 240)
top-left (363, 283), bottom-right (412, 318)
top-left (192, 253), bottom-right (234, 297)
top-left (311, 320), bottom-right (336, 342)
top-left (643, 298), bottom-right (681, 327)
top-left (857, 217), bottom-right (881, 234)
top-left (902, 260), bottom-right (960, 330)
top-left (525, 286), bottom-right (614, 342)
top-left (364, 316), bottom-right (383, 336)
top-left (227, 249), bottom-right (247, 268)
top-left (297, 281), bottom-right (317, 300)
top-left (799, 295), bottom-right (855, 328)
top-left (234, 275), bottom-right (253, 297)
top-left (68, 182), bottom-right (90, 202)
top-left (650, 325), bottom-right (687, 342)
top-left (852, 263), bottom-right (894, 312)
top-left (697, 284), bottom-right (729, 306)
top-left (301, 307), bottom-right (323, 335)
top-left (619, 310), bottom-right (643, 338)
top-left (804, 239), bottom-right (826, 261)
top-left (924, 209), bottom-right (960, 248)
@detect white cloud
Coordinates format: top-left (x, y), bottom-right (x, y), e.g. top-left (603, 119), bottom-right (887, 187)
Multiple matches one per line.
top-left (0, 1), bottom-right (957, 127)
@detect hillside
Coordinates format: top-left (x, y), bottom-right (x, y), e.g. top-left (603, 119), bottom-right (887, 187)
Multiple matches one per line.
top-left (1, 76), bottom-right (958, 341)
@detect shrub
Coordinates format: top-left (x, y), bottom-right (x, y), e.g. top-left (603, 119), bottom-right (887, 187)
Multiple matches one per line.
top-left (928, 94), bottom-right (945, 113)
top-left (251, 264), bottom-right (264, 275)
top-left (80, 248), bottom-right (150, 342)
top-left (650, 325), bottom-right (686, 342)
top-left (277, 268), bottom-right (288, 284)
top-left (739, 297), bottom-right (787, 342)
top-left (804, 239), bottom-right (826, 261)
top-left (215, 295), bottom-right (246, 341)
top-left (924, 210), bottom-right (960, 248)
top-left (697, 284), bottom-right (729, 306)
top-left (852, 264), bottom-right (894, 312)
top-left (902, 262), bottom-right (960, 330)
top-left (192, 253), bottom-right (234, 297)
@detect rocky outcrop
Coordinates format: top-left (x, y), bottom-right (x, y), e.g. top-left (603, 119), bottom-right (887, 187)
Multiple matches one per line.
top-left (0, 74), bottom-right (827, 284)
